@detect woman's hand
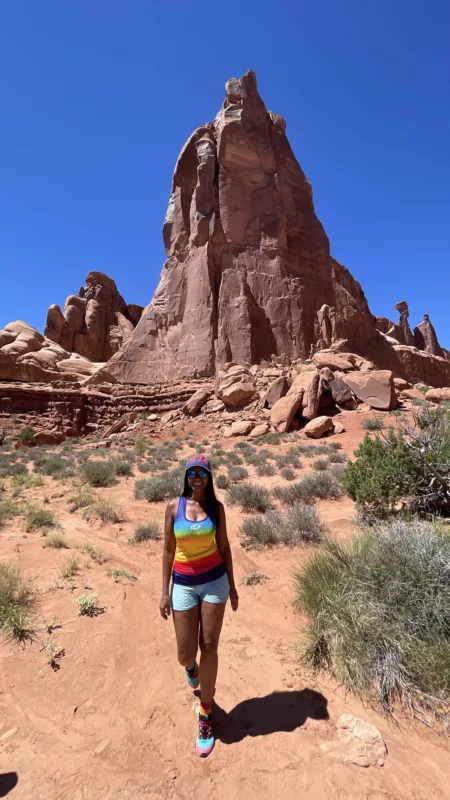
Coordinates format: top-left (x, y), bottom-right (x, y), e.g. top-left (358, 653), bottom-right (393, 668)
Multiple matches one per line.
top-left (229, 586), bottom-right (239, 612)
top-left (160, 593), bottom-right (171, 620)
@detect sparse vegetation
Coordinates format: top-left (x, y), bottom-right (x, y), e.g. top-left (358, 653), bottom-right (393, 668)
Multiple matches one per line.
top-left (256, 462), bottom-right (276, 477)
top-left (226, 482), bottom-right (271, 513)
top-left (80, 542), bottom-right (105, 564)
top-left (113, 458), bottom-right (134, 477)
top-left (225, 450), bottom-right (243, 466)
top-left (313, 458), bottom-right (329, 471)
top-left (79, 460), bottom-right (117, 487)
top-left (73, 592), bottom-right (102, 616)
top-left (44, 533), bottom-right (68, 549)
top-left (328, 451), bottom-right (347, 464)
top-left (239, 513), bottom-right (280, 548)
top-left (43, 635), bottom-right (65, 668)
top-left (108, 568), bottom-right (136, 583)
top-left (215, 473), bottom-right (229, 489)
top-left (11, 473), bottom-right (44, 494)
top-left (362, 417), bottom-right (385, 432)
top-left (227, 466), bottom-right (249, 482)
top-left (273, 471), bottom-right (341, 505)
top-left (0, 499), bottom-right (22, 527)
top-left (135, 466), bottom-right (184, 502)
top-left (60, 556), bottom-right (80, 579)
top-left (134, 435), bottom-right (147, 456)
top-left (0, 563), bottom-right (35, 641)
top-left (239, 503), bottom-right (326, 549)
top-left (280, 467), bottom-right (295, 481)
top-left (132, 521), bottom-right (161, 543)
top-left (244, 571), bottom-right (269, 586)
top-left (294, 519), bottom-right (450, 722)
top-left (33, 453), bottom-right (74, 478)
top-left (68, 484), bottom-right (95, 512)
top-left (82, 498), bottom-right (122, 524)
top-left (25, 506), bottom-right (56, 531)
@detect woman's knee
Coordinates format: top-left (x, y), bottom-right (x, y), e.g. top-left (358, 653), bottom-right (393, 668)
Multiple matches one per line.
top-left (177, 647), bottom-right (197, 667)
top-left (199, 638), bottom-right (219, 656)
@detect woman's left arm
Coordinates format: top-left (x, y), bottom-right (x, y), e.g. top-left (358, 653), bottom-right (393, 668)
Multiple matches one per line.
top-left (216, 502), bottom-right (239, 611)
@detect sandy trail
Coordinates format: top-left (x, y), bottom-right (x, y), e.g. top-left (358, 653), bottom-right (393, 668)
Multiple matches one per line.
top-left (1, 413), bottom-right (450, 799)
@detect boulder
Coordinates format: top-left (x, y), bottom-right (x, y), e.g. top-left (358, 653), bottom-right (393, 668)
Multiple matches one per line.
top-left (223, 420), bottom-right (253, 437)
top-left (304, 416), bottom-right (333, 438)
top-left (182, 388), bottom-right (211, 416)
top-left (34, 430), bottom-right (65, 446)
top-left (321, 714), bottom-right (387, 768)
top-left (341, 370), bottom-right (396, 410)
top-left (270, 393), bottom-right (304, 433)
top-left (425, 387), bottom-right (450, 404)
top-left (203, 398), bottom-right (226, 414)
top-left (261, 376), bottom-right (290, 408)
top-left (287, 368), bottom-right (323, 420)
top-left (312, 352), bottom-right (355, 372)
top-left (249, 422), bottom-right (270, 438)
top-left (216, 370), bottom-right (257, 408)
top-left (332, 421), bottom-right (345, 434)
top-left (161, 409), bottom-right (178, 425)
top-left (393, 376), bottom-right (411, 391)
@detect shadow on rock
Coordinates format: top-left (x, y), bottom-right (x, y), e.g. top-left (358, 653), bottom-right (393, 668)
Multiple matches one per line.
top-left (213, 689), bottom-right (329, 745)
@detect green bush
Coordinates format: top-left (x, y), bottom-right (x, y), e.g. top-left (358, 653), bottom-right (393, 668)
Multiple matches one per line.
top-left (17, 426), bottom-right (36, 443)
top-left (227, 482), bottom-right (271, 513)
top-left (294, 519), bottom-right (450, 719)
top-left (134, 466), bottom-right (184, 502)
top-left (79, 460), bottom-right (117, 487)
top-left (0, 563), bottom-right (35, 640)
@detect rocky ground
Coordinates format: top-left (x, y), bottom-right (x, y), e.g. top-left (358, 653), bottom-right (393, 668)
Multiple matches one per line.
top-left (1, 408), bottom-right (450, 800)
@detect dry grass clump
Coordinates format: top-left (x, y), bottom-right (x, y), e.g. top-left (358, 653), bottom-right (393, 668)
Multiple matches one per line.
top-left (11, 473), bottom-right (44, 495)
top-left (25, 506), bottom-right (57, 532)
top-left (0, 563), bottom-right (35, 641)
top-left (226, 482), bottom-right (271, 513)
top-left (130, 521), bottom-right (161, 543)
top-left (68, 484), bottom-right (95, 512)
top-left (33, 453), bottom-right (74, 478)
top-left (82, 498), bottom-right (123, 524)
top-left (79, 460), bottom-right (117, 487)
top-left (80, 542), bottom-right (105, 564)
top-left (108, 568), bottom-right (136, 583)
top-left (243, 571), bottom-right (269, 586)
top-left (44, 533), bottom-right (68, 549)
top-left (294, 519), bottom-right (450, 724)
top-left (60, 556), bottom-right (80, 579)
top-left (362, 417), bottom-right (385, 432)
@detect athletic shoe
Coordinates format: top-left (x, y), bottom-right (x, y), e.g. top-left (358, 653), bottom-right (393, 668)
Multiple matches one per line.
top-left (196, 712), bottom-right (214, 757)
top-left (185, 662), bottom-right (199, 689)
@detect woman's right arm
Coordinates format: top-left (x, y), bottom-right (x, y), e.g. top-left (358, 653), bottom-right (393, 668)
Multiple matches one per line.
top-left (160, 500), bottom-right (176, 620)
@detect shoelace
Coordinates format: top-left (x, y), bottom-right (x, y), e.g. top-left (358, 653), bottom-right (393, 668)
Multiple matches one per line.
top-left (198, 717), bottom-right (212, 741)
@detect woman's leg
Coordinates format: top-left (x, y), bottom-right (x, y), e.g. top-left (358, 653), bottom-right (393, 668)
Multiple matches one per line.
top-left (172, 605), bottom-right (200, 668)
top-left (198, 600), bottom-right (227, 706)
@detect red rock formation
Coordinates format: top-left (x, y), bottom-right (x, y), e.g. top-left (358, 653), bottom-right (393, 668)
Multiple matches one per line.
top-left (413, 314), bottom-right (443, 358)
top-left (44, 272), bottom-right (143, 362)
top-left (101, 71), bottom-right (369, 383)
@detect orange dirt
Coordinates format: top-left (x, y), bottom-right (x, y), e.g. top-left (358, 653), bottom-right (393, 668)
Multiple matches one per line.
top-left (1, 408), bottom-right (449, 799)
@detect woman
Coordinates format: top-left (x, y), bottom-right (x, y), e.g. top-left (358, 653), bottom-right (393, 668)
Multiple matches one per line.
top-left (160, 454), bottom-right (239, 757)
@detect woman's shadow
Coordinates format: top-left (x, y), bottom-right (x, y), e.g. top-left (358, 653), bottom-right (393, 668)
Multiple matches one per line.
top-left (209, 689), bottom-right (329, 745)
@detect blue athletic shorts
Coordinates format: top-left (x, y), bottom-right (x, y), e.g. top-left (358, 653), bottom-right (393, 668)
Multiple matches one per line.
top-left (171, 573), bottom-right (229, 612)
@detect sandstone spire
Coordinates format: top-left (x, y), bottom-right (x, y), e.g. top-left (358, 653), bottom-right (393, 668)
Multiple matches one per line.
top-left (101, 71), bottom-right (369, 383)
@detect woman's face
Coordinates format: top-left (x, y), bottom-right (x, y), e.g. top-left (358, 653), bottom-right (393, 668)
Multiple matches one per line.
top-left (187, 467), bottom-right (209, 492)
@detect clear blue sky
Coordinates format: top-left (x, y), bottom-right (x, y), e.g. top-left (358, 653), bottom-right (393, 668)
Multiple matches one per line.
top-left (1, 1), bottom-right (449, 346)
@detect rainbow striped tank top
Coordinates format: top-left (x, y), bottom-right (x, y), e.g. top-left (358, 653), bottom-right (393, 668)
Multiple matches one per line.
top-left (172, 496), bottom-right (225, 587)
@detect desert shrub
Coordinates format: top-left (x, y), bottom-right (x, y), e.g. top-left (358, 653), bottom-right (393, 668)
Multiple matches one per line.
top-left (108, 568), bottom-right (136, 582)
top-left (329, 441), bottom-right (342, 450)
top-left (256, 462), bottom-right (276, 477)
top-left (44, 533), bottom-right (68, 549)
top-left (137, 461), bottom-right (157, 473)
top-left (362, 417), bottom-right (385, 432)
top-left (73, 592), bottom-right (101, 617)
top-left (279, 503), bottom-right (326, 545)
top-left (68, 484), bottom-right (95, 512)
top-left (43, 635), bottom-right (64, 668)
top-left (234, 442), bottom-right (256, 455)
top-left (208, 455), bottom-right (226, 469)
top-left (273, 471), bottom-right (341, 505)
top-left (82, 498), bottom-right (122, 524)
top-left (215, 473), bottom-right (229, 489)
top-left (329, 464), bottom-right (346, 481)
top-left (79, 460), bottom-right (117, 487)
top-left (227, 466), bottom-right (249, 482)
top-left (412, 398), bottom-right (427, 407)
top-left (313, 458), bottom-right (329, 471)
top-left (244, 571), bottom-right (269, 586)
top-left (134, 466), bottom-right (184, 502)
top-left (225, 451), bottom-right (243, 466)
top-left (17, 426), bottom-right (36, 443)
top-left (0, 563), bottom-right (35, 640)
top-left (227, 482), bottom-right (271, 513)
top-left (25, 506), bottom-right (56, 531)
top-left (246, 452), bottom-right (269, 467)
top-left (329, 451), bottom-right (347, 464)
top-left (80, 542), bottom-right (105, 564)
top-left (11, 473), bottom-right (44, 494)
top-left (60, 555), bottom-right (80, 579)
top-left (280, 467), bottom-right (295, 481)
top-left (294, 519), bottom-right (450, 720)
top-left (252, 432), bottom-right (286, 446)
top-left (34, 453), bottom-right (74, 478)
top-left (134, 435), bottom-right (147, 456)
top-left (113, 458), bottom-right (134, 477)
top-left (132, 521), bottom-right (161, 543)
top-left (0, 461), bottom-right (28, 478)
top-left (0, 500), bottom-right (21, 527)
top-left (239, 512), bottom-right (281, 548)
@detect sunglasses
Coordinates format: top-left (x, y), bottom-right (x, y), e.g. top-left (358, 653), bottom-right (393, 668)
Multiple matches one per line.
top-left (187, 469), bottom-right (209, 479)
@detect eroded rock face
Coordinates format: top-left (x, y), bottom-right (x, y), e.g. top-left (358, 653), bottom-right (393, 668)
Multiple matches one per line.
top-left (414, 314), bottom-right (443, 358)
top-left (44, 272), bottom-right (143, 362)
top-left (101, 71), bottom-right (369, 383)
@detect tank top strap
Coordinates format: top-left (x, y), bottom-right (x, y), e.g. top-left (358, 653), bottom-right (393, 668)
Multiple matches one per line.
top-left (175, 496), bottom-right (186, 521)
